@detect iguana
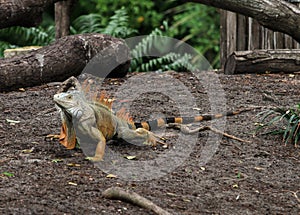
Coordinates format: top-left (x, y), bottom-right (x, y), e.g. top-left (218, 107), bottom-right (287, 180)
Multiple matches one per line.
top-left (53, 76), bottom-right (256, 161)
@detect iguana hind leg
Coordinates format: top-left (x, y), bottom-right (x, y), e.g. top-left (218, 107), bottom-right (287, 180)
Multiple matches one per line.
top-left (117, 127), bottom-right (166, 147)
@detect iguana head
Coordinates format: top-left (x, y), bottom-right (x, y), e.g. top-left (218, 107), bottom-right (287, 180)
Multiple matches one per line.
top-left (53, 91), bottom-right (85, 119)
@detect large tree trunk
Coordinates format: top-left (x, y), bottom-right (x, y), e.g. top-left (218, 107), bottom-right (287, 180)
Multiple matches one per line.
top-left (0, 33), bottom-right (130, 91)
top-left (224, 49), bottom-right (300, 74)
top-left (55, 0), bottom-right (73, 39)
top-left (188, 0), bottom-right (300, 43)
top-left (0, 0), bottom-right (59, 29)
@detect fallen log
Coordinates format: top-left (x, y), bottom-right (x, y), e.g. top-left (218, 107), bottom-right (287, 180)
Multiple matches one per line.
top-left (224, 49), bottom-right (300, 74)
top-left (0, 33), bottom-right (130, 91)
top-left (0, 0), bottom-right (59, 29)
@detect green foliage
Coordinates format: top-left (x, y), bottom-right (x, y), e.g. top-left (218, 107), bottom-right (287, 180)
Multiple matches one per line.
top-left (130, 22), bottom-right (197, 72)
top-left (102, 8), bottom-right (137, 38)
top-left (92, 0), bottom-right (163, 33)
top-left (0, 8), bottom-right (136, 57)
top-left (131, 52), bottom-right (196, 72)
top-left (167, 3), bottom-right (220, 68)
top-left (0, 1), bottom-right (220, 69)
top-left (0, 26), bottom-right (55, 56)
top-left (83, 1), bottom-right (220, 67)
top-left (0, 41), bottom-right (16, 58)
top-left (256, 104), bottom-right (300, 146)
top-left (72, 14), bottom-right (104, 34)
top-left (72, 1), bottom-right (220, 67)
top-left (72, 8), bottom-right (137, 38)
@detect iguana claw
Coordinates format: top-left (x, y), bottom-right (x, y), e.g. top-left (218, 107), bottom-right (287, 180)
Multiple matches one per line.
top-left (144, 132), bottom-right (168, 148)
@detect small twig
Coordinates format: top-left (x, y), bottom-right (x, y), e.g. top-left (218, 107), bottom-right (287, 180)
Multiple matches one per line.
top-left (102, 187), bottom-right (171, 215)
top-left (168, 123), bottom-right (251, 143)
top-left (283, 190), bottom-right (300, 203)
top-left (208, 126), bottom-right (251, 143)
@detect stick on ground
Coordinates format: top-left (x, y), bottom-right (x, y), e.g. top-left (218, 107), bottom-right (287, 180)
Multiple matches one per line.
top-left (102, 187), bottom-right (171, 215)
top-left (168, 123), bottom-right (251, 143)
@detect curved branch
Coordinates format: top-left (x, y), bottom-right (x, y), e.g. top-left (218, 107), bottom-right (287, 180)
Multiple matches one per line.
top-left (188, 0), bottom-right (300, 43)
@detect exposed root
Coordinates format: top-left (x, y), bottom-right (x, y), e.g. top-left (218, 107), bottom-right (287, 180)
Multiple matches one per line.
top-left (102, 187), bottom-right (171, 215)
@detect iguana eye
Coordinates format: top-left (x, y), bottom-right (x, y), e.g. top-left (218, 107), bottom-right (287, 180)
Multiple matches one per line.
top-left (67, 95), bottom-right (72, 99)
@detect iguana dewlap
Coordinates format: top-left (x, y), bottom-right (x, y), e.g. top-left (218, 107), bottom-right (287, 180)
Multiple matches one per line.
top-left (54, 76), bottom-right (253, 162)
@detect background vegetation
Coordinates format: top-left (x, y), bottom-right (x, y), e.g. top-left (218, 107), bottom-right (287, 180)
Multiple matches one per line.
top-left (0, 0), bottom-right (220, 69)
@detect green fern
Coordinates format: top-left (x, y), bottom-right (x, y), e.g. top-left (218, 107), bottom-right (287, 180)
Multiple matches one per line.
top-left (167, 3), bottom-right (220, 68)
top-left (129, 25), bottom-right (164, 71)
top-left (72, 8), bottom-right (136, 38)
top-left (72, 14), bottom-right (104, 34)
top-left (0, 8), bottom-right (135, 57)
top-left (130, 27), bottom-right (164, 59)
top-left (0, 26), bottom-right (55, 57)
top-left (0, 41), bottom-right (16, 57)
top-left (0, 26), bottom-right (55, 47)
top-left (103, 7), bottom-right (137, 37)
top-left (136, 52), bottom-right (196, 72)
top-left (256, 104), bottom-right (300, 146)
top-left (129, 21), bottom-right (196, 72)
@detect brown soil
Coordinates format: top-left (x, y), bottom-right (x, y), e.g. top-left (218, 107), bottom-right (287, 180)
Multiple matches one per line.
top-left (0, 71), bottom-right (299, 214)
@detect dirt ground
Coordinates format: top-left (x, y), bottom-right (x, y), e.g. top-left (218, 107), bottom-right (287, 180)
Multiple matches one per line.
top-left (0, 71), bottom-right (300, 214)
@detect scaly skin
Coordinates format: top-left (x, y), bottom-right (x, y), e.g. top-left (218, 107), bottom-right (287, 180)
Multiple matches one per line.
top-left (54, 89), bottom-right (156, 161)
top-left (53, 76), bottom-right (257, 162)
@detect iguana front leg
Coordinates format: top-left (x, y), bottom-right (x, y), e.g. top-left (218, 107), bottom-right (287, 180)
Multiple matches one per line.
top-left (75, 113), bottom-right (108, 162)
top-left (83, 126), bottom-right (107, 162)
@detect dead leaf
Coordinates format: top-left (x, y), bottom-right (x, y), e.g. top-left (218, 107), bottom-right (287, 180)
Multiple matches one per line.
top-left (125, 155), bottom-right (137, 160)
top-left (106, 174), bottom-right (117, 178)
top-left (182, 198), bottom-right (191, 202)
top-left (52, 159), bottom-right (63, 163)
top-left (254, 166), bottom-right (264, 171)
top-left (45, 134), bottom-right (60, 139)
top-left (67, 163), bottom-right (81, 167)
top-left (6, 119), bottom-right (20, 125)
top-left (19, 88), bottom-right (25, 92)
top-left (68, 182), bottom-right (77, 186)
top-left (232, 184), bottom-right (239, 188)
top-left (192, 107), bottom-right (202, 111)
top-left (21, 148), bottom-right (34, 153)
top-left (166, 192), bottom-right (178, 197)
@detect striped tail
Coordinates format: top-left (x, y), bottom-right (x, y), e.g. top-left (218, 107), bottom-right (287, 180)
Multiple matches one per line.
top-left (133, 108), bottom-right (253, 131)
